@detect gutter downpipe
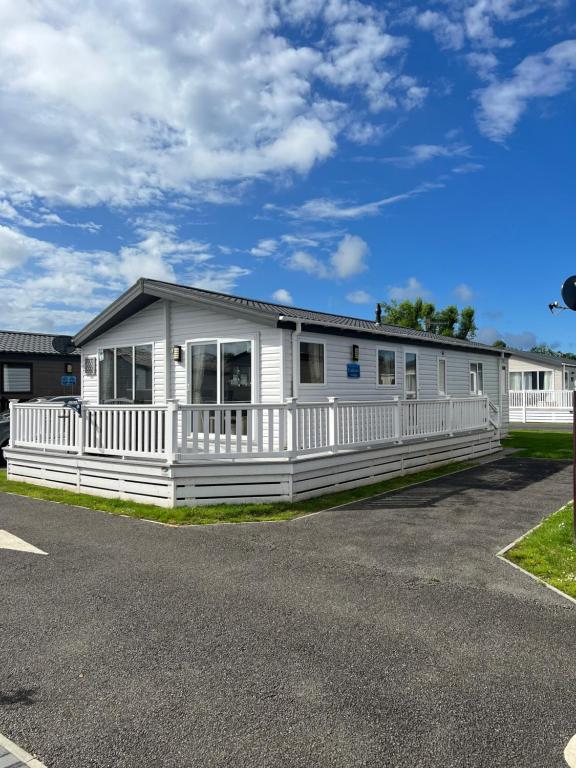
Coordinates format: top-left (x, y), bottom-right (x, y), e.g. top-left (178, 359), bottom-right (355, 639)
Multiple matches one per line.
top-left (292, 320), bottom-right (302, 399)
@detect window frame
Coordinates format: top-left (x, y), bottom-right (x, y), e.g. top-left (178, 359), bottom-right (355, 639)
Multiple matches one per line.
top-left (2, 363), bottom-right (32, 394)
top-left (403, 349), bottom-right (419, 400)
top-left (469, 361), bottom-right (484, 396)
top-left (376, 347), bottom-right (396, 387)
top-left (437, 357), bottom-right (447, 396)
top-left (299, 339), bottom-right (326, 386)
top-left (185, 337), bottom-right (256, 404)
top-left (97, 344), bottom-right (154, 404)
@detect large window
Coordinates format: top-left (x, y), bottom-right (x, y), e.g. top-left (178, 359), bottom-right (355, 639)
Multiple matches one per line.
top-left (300, 341), bottom-right (325, 385)
top-left (405, 352), bottom-right (417, 399)
top-left (509, 370), bottom-right (553, 391)
top-left (189, 340), bottom-right (252, 404)
top-left (99, 345), bottom-right (153, 403)
top-left (377, 349), bottom-right (396, 386)
top-left (470, 362), bottom-right (484, 395)
top-left (2, 364), bottom-right (31, 393)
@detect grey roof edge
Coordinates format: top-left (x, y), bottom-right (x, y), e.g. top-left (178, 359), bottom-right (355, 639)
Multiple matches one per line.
top-left (72, 278), bottom-right (512, 356)
top-left (0, 330), bottom-right (79, 356)
top-left (507, 348), bottom-right (576, 367)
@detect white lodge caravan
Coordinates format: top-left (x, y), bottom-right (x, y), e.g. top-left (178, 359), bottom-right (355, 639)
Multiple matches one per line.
top-left (6, 279), bottom-right (508, 507)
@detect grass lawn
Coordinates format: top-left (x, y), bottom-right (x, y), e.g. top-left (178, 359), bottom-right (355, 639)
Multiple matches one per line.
top-left (0, 461), bottom-right (472, 525)
top-left (503, 430), bottom-right (573, 460)
top-left (504, 503), bottom-right (576, 600)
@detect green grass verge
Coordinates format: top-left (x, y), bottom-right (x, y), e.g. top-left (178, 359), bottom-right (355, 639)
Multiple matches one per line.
top-left (504, 503), bottom-right (576, 599)
top-left (0, 461), bottom-right (472, 525)
top-left (503, 430), bottom-right (573, 460)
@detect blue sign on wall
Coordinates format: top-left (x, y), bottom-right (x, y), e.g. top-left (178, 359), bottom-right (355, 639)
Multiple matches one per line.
top-left (61, 375), bottom-right (77, 386)
top-left (347, 363), bottom-right (360, 378)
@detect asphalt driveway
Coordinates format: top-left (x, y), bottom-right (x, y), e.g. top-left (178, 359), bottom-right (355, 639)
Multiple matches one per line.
top-left (0, 457), bottom-right (574, 768)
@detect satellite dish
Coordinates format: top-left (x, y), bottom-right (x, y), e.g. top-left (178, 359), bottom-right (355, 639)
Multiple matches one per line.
top-left (51, 335), bottom-right (76, 355)
top-left (561, 276), bottom-right (576, 311)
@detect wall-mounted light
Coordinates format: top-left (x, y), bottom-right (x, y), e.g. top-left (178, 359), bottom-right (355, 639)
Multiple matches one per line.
top-left (352, 344), bottom-right (360, 361)
top-left (65, 363), bottom-right (74, 374)
top-left (172, 345), bottom-right (183, 363)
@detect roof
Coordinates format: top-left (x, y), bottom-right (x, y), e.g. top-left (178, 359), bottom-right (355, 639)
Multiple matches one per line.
top-left (507, 348), bottom-right (576, 368)
top-left (0, 330), bottom-right (79, 357)
top-left (73, 278), bottom-right (511, 356)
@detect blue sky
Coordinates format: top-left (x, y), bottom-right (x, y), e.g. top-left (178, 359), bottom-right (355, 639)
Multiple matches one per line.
top-left (0, 0), bottom-right (575, 349)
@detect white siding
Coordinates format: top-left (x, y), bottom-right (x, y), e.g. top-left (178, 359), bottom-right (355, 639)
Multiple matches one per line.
top-left (291, 330), bottom-right (503, 406)
top-left (81, 301), bottom-right (166, 403)
top-left (80, 299), bottom-right (284, 405)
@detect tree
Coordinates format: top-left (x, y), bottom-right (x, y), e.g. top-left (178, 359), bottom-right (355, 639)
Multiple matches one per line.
top-left (380, 298), bottom-right (477, 340)
top-left (493, 340), bottom-right (507, 349)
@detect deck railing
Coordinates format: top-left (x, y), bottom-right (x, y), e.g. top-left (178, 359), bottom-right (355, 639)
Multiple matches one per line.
top-left (509, 390), bottom-right (574, 410)
top-left (9, 396), bottom-right (495, 462)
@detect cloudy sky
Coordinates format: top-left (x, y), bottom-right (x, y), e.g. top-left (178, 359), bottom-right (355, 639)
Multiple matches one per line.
top-left (0, 0), bottom-right (575, 348)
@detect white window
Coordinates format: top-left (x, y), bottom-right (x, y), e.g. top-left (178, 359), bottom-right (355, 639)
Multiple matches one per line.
top-left (188, 340), bottom-right (253, 404)
top-left (405, 352), bottom-right (417, 399)
top-left (437, 358), bottom-right (447, 395)
top-left (377, 349), bottom-right (396, 386)
top-left (300, 341), bottom-right (325, 385)
top-left (98, 345), bottom-right (153, 404)
top-left (509, 372), bottom-right (523, 391)
top-left (3, 364), bottom-right (31, 393)
top-left (470, 362), bottom-right (484, 395)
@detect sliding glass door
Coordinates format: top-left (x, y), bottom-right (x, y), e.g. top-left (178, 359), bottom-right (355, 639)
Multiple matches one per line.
top-left (188, 340), bottom-right (253, 405)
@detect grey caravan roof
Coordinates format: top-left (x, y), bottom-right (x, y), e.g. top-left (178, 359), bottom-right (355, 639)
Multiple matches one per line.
top-left (0, 330), bottom-right (78, 356)
top-left (73, 278), bottom-right (510, 357)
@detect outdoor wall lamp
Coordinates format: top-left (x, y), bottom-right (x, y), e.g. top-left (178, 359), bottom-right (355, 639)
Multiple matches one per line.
top-left (172, 345), bottom-right (183, 362)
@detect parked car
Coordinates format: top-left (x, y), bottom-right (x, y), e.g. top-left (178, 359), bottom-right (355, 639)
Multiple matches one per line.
top-left (0, 396), bottom-right (82, 461)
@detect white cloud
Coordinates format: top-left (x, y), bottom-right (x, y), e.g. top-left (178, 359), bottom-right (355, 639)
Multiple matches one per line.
top-left (416, 10), bottom-right (465, 50)
top-left (272, 288), bottom-right (294, 304)
top-left (381, 143), bottom-right (470, 168)
top-left (286, 250), bottom-right (329, 278)
top-left (0, 223), bottom-right (250, 331)
top-left (250, 239), bottom-right (278, 257)
top-left (330, 234), bottom-right (368, 278)
top-left (466, 51), bottom-right (499, 82)
top-left (0, 0), bottom-right (424, 207)
top-left (476, 40), bottom-right (576, 141)
top-left (346, 289), bottom-right (373, 304)
top-left (454, 283), bottom-right (474, 302)
top-left (388, 277), bottom-right (432, 301)
top-left (271, 181), bottom-right (443, 220)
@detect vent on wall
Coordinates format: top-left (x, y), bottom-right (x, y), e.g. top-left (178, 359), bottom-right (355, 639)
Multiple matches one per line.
top-left (84, 357), bottom-right (97, 376)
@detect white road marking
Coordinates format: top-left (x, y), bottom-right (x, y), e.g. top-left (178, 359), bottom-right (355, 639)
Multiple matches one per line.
top-left (565, 733), bottom-right (576, 767)
top-left (0, 530), bottom-right (47, 555)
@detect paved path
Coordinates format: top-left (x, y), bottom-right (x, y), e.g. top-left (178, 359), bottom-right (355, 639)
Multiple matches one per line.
top-left (0, 457), bottom-right (575, 768)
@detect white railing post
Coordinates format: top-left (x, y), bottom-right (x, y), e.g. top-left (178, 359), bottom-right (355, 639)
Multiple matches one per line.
top-left (394, 396), bottom-right (402, 442)
top-left (8, 400), bottom-right (16, 447)
top-left (285, 397), bottom-right (298, 455)
top-left (328, 396), bottom-right (339, 453)
top-left (447, 396), bottom-right (454, 436)
top-left (165, 399), bottom-right (179, 463)
top-left (522, 390), bottom-right (527, 423)
top-left (77, 404), bottom-right (85, 455)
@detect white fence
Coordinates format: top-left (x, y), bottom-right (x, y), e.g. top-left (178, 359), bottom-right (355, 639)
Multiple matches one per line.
top-left (10, 396), bottom-right (496, 462)
top-left (509, 390), bottom-right (574, 423)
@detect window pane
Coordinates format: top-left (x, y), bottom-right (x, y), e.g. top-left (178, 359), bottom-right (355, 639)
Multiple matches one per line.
top-left (3, 365), bottom-right (31, 393)
top-left (510, 372), bottom-right (522, 390)
top-left (99, 349), bottom-right (115, 402)
top-left (222, 341), bottom-right (252, 403)
top-left (135, 345), bottom-right (153, 403)
top-left (405, 353), bottom-right (417, 398)
top-left (116, 347), bottom-right (133, 401)
top-left (300, 342), bottom-right (325, 384)
top-left (438, 359), bottom-right (446, 394)
top-left (378, 350), bottom-right (395, 385)
top-left (477, 363), bottom-right (484, 393)
top-left (190, 344), bottom-right (217, 403)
